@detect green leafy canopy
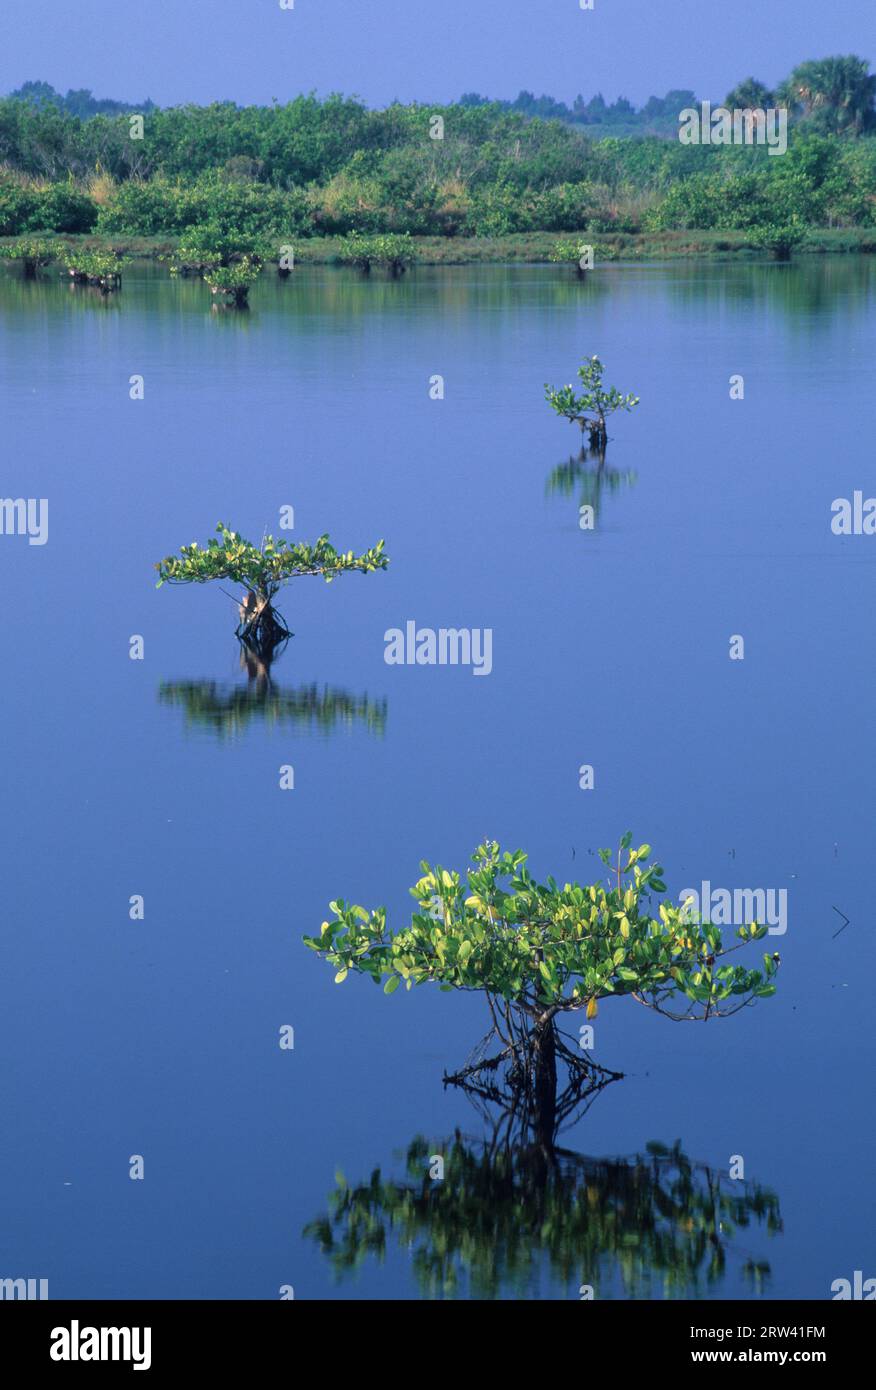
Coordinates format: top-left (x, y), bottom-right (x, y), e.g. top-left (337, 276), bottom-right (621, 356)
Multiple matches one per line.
top-left (336, 231), bottom-right (417, 270)
top-left (0, 236), bottom-right (63, 265)
top-left (155, 522), bottom-right (389, 597)
top-left (204, 257), bottom-right (261, 295)
top-left (545, 355), bottom-right (640, 426)
top-left (62, 247), bottom-right (128, 280)
top-left (304, 836), bottom-right (780, 1022)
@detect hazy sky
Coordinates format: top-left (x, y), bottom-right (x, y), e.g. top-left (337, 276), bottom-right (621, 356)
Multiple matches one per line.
top-left (1, 0), bottom-right (872, 108)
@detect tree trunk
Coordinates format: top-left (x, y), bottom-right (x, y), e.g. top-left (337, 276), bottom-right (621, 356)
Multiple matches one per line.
top-left (531, 1019), bottom-right (558, 1144)
top-left (238, 590), bottom-right (284, 645)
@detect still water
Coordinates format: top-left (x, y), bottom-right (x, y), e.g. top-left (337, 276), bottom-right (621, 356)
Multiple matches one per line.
top-left (1, 257), bottom-right (874, 1299)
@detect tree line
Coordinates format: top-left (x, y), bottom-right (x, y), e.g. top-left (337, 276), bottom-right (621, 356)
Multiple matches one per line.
top-left (462, 56), bottom-right (876, 138)
top-left (0, 57), bottom-right (874, 243)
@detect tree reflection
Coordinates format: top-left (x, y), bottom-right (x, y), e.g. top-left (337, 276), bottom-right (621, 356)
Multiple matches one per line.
top-left (306, 1126), bottom-right (782, 1300)
top-left (159, 636), bottom-right (386, 739)
top-left (546, 441), bottom-right (637, 527)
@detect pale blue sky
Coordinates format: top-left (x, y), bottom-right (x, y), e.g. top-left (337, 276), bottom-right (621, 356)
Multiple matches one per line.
top-left (1, 0), bottom-right (872, 108)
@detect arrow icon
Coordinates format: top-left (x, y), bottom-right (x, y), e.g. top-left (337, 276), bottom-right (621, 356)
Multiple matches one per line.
top-left (832, 907), bottom-right (851, 939)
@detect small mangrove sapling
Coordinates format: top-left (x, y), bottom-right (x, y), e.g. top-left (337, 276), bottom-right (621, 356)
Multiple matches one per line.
top-left (336, 232), bottom-right (417, 276)
top-left (166, 223), bottom-right (269, 277)
top-left (548, 239), bottom-right (589, 277)
top-left (62, 248), bottom-right (128, 291)
top-left (545, 355), bottom-right (639, 447)
top-left (155, 523), bottom-right (389, 646)
top-left (204, 257), bottom-right (261, 308)
top-left (304, 837), bottom-right (779, 1136)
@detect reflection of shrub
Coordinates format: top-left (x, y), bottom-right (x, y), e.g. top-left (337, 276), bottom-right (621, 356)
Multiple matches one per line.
top-left (307, 1135), bottom-right (783, 1299)
top-left (158, 681), bottom-right (388, 740)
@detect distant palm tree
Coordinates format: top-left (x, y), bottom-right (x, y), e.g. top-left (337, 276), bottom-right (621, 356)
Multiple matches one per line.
top-left (778, 55), bottom-right (876, 135)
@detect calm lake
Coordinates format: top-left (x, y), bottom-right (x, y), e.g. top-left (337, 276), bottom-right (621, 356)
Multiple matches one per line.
top-left (1, 256), bottom-right (874, 1300)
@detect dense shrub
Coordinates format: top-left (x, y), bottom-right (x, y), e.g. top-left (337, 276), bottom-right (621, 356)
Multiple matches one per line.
top-left (0, 178), bottom-right (40, 234)
top-left (95, 178), bottom-right (194, 235)
top-left (0, 88), bottom-right (873, 242)
top-left (31, 180), bottom-right (97, 232)
top-left (96, 174), bottom-right (311, 239)
top-left (0, 178), bottom-right (97, 234)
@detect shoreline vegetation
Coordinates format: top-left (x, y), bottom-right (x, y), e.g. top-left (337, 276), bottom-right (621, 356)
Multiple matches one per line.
top-left (2, 228), bottom-right (874, 268)
top-left (1, 57), bottom-right (874, 270)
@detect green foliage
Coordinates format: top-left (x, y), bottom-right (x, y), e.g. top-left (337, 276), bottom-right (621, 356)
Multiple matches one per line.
top-left (33, 180), bottom-right (97, 232)
top-left (155, 522), bottom-right (389, 602)
top-left (6, 79), bottom-right (153, 119)
top-left (547, 239), bottom-right (584, 264)
top-left (545, 355), bottom-right (640, 434)
top-left (96, 173), bottom-right (311, 239)
top-left (307, 1135), bottom-right (782, 1298)
top-left (0, 61), bottom-right (873, 245)
top-left (0, 180), bottom-right (39, 235)
top-left (95, 177), bottom-right (193, 236)
top-left (0, 177), bottom-right (98, 235)
top-left (159, 681), bottom-right (387, 740)
top-left (62, 247), bottom-right (127, 284)
top-left (0, 235), bottom-right (63, 271)
top-left (203, 257), bottom-right (261, 303)
top-left (748, 220), bottom-right (809, 258)
top-left (166, 221), bottom-right (269, 275)
top-left (303, 838), bottom-right (780, 1023)
top-left (778, 55), bottom-right (876, 136)
top-left (724, 78), bottom-right (777, 111)
top-left (336, 231), bottom-right (417, 271)
top-left (644, 167), bottom-right (778, 232)
top-left (166, 229), bottom-right (219, 274)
